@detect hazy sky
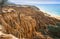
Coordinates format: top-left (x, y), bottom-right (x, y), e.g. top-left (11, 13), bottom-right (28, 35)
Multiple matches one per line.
top-left (8, 0), bottom-right (60, 16)
top-left (8, 0), bottom-right (60, 4)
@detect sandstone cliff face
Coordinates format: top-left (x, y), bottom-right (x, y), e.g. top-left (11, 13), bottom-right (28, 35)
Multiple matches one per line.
top-left (0, 5), bottom-right (60, 39)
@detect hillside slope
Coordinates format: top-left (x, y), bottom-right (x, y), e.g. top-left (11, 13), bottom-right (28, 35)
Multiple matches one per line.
top-left (0, 5), bottom-right (60, 39)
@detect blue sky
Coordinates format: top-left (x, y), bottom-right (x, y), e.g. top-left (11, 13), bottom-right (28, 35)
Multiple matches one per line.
top-left (8, 0), bottom-right (60, 16)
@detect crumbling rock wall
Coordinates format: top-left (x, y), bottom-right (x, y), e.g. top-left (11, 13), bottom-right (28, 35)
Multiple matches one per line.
top-left (0, 5), bottom-right (60, 39)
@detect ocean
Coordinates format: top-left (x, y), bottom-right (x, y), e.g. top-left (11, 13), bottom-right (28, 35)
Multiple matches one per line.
top-left (35, 4), bottom-right (60, 16)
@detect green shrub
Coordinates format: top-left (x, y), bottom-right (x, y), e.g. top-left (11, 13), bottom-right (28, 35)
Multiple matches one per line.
top-left (47, 25), bottom-right (60, 38)
top-left (56, 22), bottom-right (60, 26)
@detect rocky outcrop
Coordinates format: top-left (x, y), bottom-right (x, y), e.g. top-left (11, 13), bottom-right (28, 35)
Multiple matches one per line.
top-left (0, 5), bottom-right (60, 39)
